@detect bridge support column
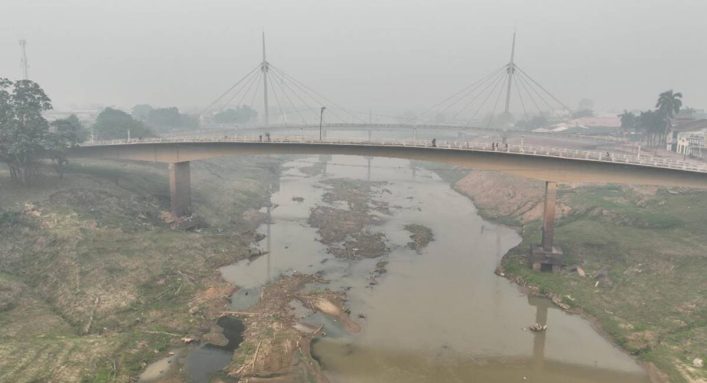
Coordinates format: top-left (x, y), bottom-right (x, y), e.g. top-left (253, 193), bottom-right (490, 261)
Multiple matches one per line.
top-left (530, 181), bottom-right (563, 272)
top-left (169, 161), bottom-right (192, 217)
top-left (541, 181), bottom-right (557, 251)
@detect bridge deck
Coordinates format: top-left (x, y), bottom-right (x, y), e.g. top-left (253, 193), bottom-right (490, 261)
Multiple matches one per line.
top-left (79, 135), bottom-right (707, 174)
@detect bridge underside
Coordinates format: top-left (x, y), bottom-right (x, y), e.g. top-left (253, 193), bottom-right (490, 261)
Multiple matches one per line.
top-left (69, 142), bottom-right (707, 189)
top-left (69, 142), bottom-right (707, 273)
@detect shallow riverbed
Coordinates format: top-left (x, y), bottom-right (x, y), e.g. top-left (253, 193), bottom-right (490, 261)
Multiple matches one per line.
top-left (220, 154), bottom-right (649, 383)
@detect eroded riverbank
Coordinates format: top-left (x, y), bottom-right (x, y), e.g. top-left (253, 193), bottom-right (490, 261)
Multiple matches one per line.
top-left (447, 169), bottom-right (707, 383)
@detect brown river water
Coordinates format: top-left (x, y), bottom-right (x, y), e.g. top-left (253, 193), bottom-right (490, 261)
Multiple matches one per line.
top-left (216, 154), bottom-right (650, 383)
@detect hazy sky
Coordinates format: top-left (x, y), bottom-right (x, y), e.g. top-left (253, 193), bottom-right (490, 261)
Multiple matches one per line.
top-left (1, 0), bottom-right (705, 117)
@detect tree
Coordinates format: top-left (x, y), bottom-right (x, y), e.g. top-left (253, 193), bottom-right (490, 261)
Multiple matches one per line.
top-left (145, 107), bottom-right (198, 132)
top-left (93, 107), bottom-right (154, 140)
top-left (618, 110), bottom-right (637, 133)
top-left (656, 90), bottom-right (683, 120)
top-left (45, 115), bottom-right (87, 178)
top-left (655, 90), bottom-right (682, 145)
top-left (213, 106), bottom-right (258, 124)
top-left (0, 79), bottom-right (53, 183)
top-left (131, 104), bottom-right (154, 121)
top-left (0, 79), bottom-right (89, 184)
top-left (636, 110), bottom-right (664, 147)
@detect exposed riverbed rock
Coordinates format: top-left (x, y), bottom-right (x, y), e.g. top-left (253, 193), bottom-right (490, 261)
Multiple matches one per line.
top-left (308, 178), bottom-right (391, 259)
top-left (225, 273), bottom-right (351, 382)
top-left (404, 224), bottom-right (434, 252)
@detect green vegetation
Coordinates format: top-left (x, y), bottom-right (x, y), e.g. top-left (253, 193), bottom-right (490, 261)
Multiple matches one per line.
top-left (213, 105), bottom-right (258, 124)
top-left (130, 104), bottom-right (199, 132)
top-left (499, 185), bottom-right (707, 383)
top-left (619, 89), bottom-right (683, 146)
top-left (93, 107), bottom-right (154, 140)
top-left (0, 78), bottom-right (85, 184)
top-left (0, 155), bottom-right (283, 382)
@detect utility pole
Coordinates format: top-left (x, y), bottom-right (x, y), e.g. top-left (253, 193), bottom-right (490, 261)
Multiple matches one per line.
top-left (319, 106), bottom-right (326, 141)
top-left (261, 32), bottom-right (270, 126)
top-left (503, 31), bottom-right (517, 115)
top-left (19, 39), bottom-right (29, 80)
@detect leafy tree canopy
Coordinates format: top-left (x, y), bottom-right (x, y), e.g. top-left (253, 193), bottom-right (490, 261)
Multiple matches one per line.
top-left (213, 105), bottom-right (258, 124)
top-left (0, 78), bottom-right (84, 183)
top-left (145, 107), bottom-right (198, 132)
top-left (93, 107), bottom-right (154, 140)
top-left (131, 104), bottom-right (153, 121)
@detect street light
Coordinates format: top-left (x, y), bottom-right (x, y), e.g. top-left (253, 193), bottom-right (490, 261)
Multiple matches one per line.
top-left (319, 106), bottom-right (326, 141)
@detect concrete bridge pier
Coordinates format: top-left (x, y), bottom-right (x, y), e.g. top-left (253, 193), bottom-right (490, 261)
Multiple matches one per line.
top-left (530, 181), bottom-right (564, 272)
top-left (169, 161), bottom-right (192, 217)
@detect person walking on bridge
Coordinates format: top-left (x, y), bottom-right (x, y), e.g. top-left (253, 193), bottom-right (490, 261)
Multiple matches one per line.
top-left (432, 138), bottom-right (437, 147)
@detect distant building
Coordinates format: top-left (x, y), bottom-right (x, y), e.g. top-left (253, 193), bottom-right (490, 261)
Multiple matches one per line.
top-left (666, 119), bottom-right (707, 158)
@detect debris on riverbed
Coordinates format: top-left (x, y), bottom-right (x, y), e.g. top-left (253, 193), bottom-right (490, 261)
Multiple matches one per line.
top-left (223, 273), bottom-right (357, 382)
top-left (308, 178), bottom-right (391, 259)
top-left (529, 323), bottom-right (548, 332)
top-left (404, 223), bottom-right (434, 252)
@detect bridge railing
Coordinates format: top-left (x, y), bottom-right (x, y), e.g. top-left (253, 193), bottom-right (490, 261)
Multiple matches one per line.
top-left (80, 136), bottom-right (707, 174)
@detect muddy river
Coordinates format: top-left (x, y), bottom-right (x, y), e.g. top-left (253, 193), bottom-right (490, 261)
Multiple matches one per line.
top-left (217, 154), bottom-right (650, 383)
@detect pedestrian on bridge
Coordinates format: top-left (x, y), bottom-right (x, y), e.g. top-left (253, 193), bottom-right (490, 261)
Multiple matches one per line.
top-left (432, 138), bottom-right (437, 147)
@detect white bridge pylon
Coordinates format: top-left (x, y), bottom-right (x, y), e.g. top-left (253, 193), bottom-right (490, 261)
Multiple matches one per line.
top-left (201, 33), bottom-right (572, 128)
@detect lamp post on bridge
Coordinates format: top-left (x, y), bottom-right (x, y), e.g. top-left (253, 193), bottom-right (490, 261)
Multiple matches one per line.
top-left (319, 106), bottom-right (326, 141)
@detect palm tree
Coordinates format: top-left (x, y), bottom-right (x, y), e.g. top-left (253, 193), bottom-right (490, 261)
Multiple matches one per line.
top-left (655, 90), bottom-right (683, 145)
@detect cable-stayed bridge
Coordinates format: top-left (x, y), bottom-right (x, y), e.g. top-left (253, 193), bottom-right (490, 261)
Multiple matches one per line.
top-left (200, 33), bottom-right (570, 130)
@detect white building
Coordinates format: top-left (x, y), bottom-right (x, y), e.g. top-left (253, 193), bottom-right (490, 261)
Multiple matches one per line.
top-left (667, 119), bottom-right (707, 158)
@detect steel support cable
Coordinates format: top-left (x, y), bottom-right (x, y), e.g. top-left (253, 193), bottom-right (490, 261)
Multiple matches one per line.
top-left (513, 75), bottom-right (529, 117)
top-left (270, 68), bottom-right (352, 124)
top-left (270, 65), bottom-right (354, 121)
top-left (517, 71), bottom-right (555, 112)
top-left (485, 74), bottom-right (509, 128)
top-left (267, 71), bottom-right (288, 126)
top-left (454, 71), bottom-right (504, 125)
top-left (248, 71), bottom-right (264, 112)
top-left (277, 71), bottom-right (343, 124)
top-left (200, 65), bottom-right (261, 115)
top-left (218, 68), bottom-right (263, 112)
top-left (515, 66), bottom-right (571, 111)
top-left (464, 72), bottom-right (507, 126)
top-left (205, 66), bottom-right (260, 114)
top-left (422, 66), bottom-right (505, 116)
top-left (272, 69), bottom-right (351, 124)
top-left (515, 72), bottom-right (544, 114)
top-left (449, 70), bottom-right (508, 122)
top-left (436, 70), bottom-right (507, 120)
top-left (268, 70), bottom-right (309, 125)
top-left (268, 69), bottom-right (320, 123)
top-left (269, 65), bottom-right (366, 123)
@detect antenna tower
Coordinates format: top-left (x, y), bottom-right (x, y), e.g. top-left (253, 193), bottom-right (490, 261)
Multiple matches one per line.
top-left (19, 39), bottom-right (29, 80)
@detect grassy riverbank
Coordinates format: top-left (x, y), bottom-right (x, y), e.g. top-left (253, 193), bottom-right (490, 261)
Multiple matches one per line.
top-left (450, 170), bottom-right (707, 383)
top-left (0, 157), bottom-right (281, 382)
